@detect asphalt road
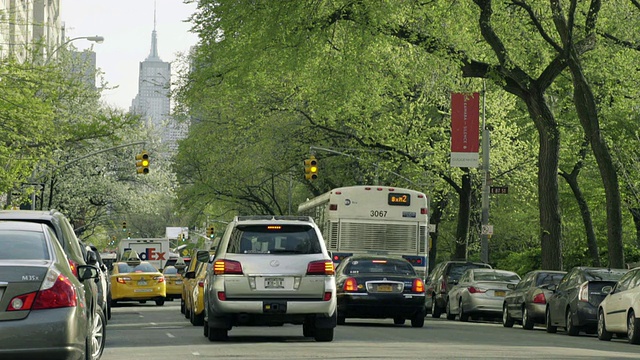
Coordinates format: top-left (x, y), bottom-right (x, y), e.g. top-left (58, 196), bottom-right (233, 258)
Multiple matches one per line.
top-left (101, 301), bottom-right (640, 359)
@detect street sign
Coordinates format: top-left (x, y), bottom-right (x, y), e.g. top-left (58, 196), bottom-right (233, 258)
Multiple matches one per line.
top-left (490, 186), bottom-right (508, 194)
top-left (481, 225), bottom-right (493, 235)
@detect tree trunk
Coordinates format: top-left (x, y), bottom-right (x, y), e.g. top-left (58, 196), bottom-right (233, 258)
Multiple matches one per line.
top-left (560, 172), bottom-right (600, 266)
top-left (454, 171), bottom-right (471, 260)
top-left (630, 208), bottom-right (640, 248)
top-left (428, 194), bottom-right (448, 274)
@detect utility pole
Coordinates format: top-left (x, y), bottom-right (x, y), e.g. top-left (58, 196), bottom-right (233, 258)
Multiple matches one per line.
top-left (480, 81), bottom-right (490, 263)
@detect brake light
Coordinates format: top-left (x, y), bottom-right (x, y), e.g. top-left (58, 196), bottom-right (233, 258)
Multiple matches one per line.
top-left (68, 259), bottom-right (78, 277)
top-left (214, 260), bottom-right (243, 275)
top-left (578, 281), bottom-right (589, 302)
top-left (468, 286), bottom-right (486, 294)
top-left (532, 293), bottom-right (546, 304)
top-left (343, 277), bottom-right (358, 292)
top-left (421, 208), bottom-right (428, 215)
top-left (307, 260), bottom-right (334, 275)
top-left (116, 277), bottom-right (131, 284)
top-left (323, 292), bottom-right (332, 301)
top-left (8, 268), bottom-right (77, 311)
top-left (440, 279), bottom-right (447, 293)
top-left (198, 280), bottom-right (204, 288)
top-left (412, 279), bottom-right (425, 293)
top-left (217, 291), bottom-right (226, 301)
top-left (153, 276), bottom-right (164, 283)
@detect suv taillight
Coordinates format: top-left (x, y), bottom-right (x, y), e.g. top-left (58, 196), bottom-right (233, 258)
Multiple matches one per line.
top-left (214, 260), bottom-right (243, 275)
top-left (306, 260), bottom-right (334, 275)
top-left (7, 268), bottom-right (77, 311)
top-left (412, 279), bottom-right (425, 293)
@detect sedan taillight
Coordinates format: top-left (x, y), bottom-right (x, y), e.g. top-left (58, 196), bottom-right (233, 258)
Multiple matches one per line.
top-left (468, 286), bottom-right (486, 294)
top-left (7, 268), bottom-right (77, 311)
top-left (153, 276), bottom-right (165, 283)
top-left (306, 260), bottom-right (334, 275)
top-left (532, 293), bottom-right (546, 304)
top-left (578, 281), bottom-right (589, 302)
top-left (214, 260), bottom-right (243, 275)
top-left (412, 279), bottom-right (425, 293)
top-left (343, 277), bottom-right (358, 292)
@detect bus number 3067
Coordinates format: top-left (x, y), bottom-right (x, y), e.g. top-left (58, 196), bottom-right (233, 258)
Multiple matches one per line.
top-left (370, 210), bottom-right (388, 217)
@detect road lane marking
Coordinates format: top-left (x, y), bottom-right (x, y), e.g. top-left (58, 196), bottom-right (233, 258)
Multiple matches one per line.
top-left (166, 332), bottom-right (175, 338)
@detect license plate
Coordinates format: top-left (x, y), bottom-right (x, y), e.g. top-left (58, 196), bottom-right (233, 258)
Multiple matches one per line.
top-left (494, 290), bottom-right (506, 297)
top-left (134, 288), bottom-right (153, 293)
top-left (137, 280), bottom-right (148, 286)
top-left (377, 284), bottom-right (392, 292)
top-left (175, 280), bottom-right (182, 285)
top-left (264, 277), bottom-right (284, 289)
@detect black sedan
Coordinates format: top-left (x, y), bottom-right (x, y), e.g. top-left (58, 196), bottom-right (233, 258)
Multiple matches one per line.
top-left (546, 266), bottom-right (628, 336)
top-left (335, 255), bottom-right (426, 327)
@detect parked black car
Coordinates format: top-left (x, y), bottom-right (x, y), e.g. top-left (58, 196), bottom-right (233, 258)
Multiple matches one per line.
top-left (546, 266), bottom-right (628, 336)
top-left (502, 270), bottom-right (566, 329)
top-left (426, 260), bottom-right (492, 318)
top-left (336, 255), bottom-right (426, 327)
top-left (90, 244), bottom-right (112, 321)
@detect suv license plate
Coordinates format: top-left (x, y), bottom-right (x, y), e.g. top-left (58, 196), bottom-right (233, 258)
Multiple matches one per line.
top-left (264, 277), bottom-right (284, 289)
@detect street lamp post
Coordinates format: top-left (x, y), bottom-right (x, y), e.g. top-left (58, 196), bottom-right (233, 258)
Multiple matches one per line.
top-left (45, 35), bottom-right (104, 65)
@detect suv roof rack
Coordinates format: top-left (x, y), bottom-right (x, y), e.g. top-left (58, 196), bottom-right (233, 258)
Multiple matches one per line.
top-left (235, 215), bottom-right (315, 223)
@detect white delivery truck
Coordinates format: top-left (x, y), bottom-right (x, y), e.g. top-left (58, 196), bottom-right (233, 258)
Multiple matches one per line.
top-left (118, 238), bottom-right (171, 270)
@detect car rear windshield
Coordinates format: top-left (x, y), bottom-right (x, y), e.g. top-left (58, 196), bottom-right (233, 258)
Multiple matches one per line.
top-left (536, 272), bottom-right (565, 286)
top-left (163, 267), bottom-right (178, 274)
top-left (0, 230), bottom-right (50, 260)
top-left (118, 262), bottom-right (158, 273)
top-left (584, 269), bottom-right (628, 281)
top-left (448, 263), bottom-right (490, 281)
top-left (227, 224), bottom-right (322, 254)
top-left (345, 259), bottom-right (416, 276)
top-left (474, 271), bottom-right (520, 282)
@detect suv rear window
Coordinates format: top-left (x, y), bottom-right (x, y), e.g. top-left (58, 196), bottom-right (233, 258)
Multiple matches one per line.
top-left (227, 224), bottom-right (321, 254)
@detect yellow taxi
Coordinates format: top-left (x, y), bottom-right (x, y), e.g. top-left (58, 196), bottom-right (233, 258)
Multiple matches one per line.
top-left (183, 249), bottom-right (212, 325)
top-left (162, 265), bottom-right (183, 300)
top-left (188, 250), bottom-right (214, 326)
top-left (110, 252), bottom-right (166, 306)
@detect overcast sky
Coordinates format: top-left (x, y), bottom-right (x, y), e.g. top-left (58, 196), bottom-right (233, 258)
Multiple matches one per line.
top-left (62, 0), bottom-right (199, 110)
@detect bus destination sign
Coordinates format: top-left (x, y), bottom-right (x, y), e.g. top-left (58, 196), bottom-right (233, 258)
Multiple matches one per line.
top-left (388, 193), bottom-right (411, 206)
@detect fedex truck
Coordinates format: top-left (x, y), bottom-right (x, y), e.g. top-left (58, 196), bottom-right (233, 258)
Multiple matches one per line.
top-left (118, 238), bottom-right (171, 270)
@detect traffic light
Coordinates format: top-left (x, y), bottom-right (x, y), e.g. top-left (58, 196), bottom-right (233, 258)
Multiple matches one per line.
top-left (127, 232), bottom-right (132, 239)
top-left (206, 226), bottom-right (215, 238)
top-left (122, 221), bottom-right (127, 232)
top-left (304, 156), bottom-right (318, 180)
top-left (136, 151), bottom-right (150, 174)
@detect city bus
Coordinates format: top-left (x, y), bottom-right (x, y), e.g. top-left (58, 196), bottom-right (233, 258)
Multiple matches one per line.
top-left (297, 185), bottom-right (429, 277)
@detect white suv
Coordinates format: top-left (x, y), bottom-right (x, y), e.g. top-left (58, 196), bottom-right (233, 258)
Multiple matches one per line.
top-left (202, 215), bottom-right (337, 342)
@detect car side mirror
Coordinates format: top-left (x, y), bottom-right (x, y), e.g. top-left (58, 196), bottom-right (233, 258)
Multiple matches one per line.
top-left (452, 279), bottom-right (459, 285)
top-left (507, 283), bottom-right (516, 290)
top-left (185, 271), bottom-right (196, 279)
top-left (602, 285), bottom-right (614, 295)
top-left (77, 265), bottom-right (99, 280)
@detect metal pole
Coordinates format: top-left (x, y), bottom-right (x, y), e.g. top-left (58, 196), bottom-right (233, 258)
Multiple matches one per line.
top-left (480, 81), bottom-right (490, 263)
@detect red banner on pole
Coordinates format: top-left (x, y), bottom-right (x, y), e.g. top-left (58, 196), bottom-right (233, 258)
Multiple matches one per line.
top-left (450, 92), bottom-right (479, 167)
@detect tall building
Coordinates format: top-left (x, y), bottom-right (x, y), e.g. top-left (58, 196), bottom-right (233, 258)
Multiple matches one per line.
top-left (130, 7), bottom-right (188, 154)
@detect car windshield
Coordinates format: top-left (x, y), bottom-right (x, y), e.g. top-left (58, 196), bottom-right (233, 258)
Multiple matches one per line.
top-left (227, 224), bottom-right (322, 254)
top-left (0, 230), bottom-right (50, 260)
top-left (584, 269), bottom-right (628, 281)
top-left (449, 263), bottom-right (489, 281)
top-left (163, 267), bottom-right (178, 274)
top-left (345, 259), bottom-right (416, 276)
top-left (474, 271), bottom-right (520, 282)
top-left (117, 262), bottom-right (158, 273)
top-left (536, 273), bottom-right (565, 286)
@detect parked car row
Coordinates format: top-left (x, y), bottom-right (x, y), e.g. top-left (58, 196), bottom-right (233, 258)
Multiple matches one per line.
top-left (0, 210), bottom-right (106, 360)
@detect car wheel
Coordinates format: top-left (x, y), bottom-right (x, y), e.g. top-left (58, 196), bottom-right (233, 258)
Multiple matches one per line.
top-left (207, 327), bottom-right (228, 342)
top-left (88, 307), bottom-right (106, 360)
top-left (431, 296), bottom-right (442, 318)
top-left (545, 307), bottom-right (557, 333)
top-left (155, 299), bottom-right (165, 306)
top-left (446, 300), bottom-right (456, 321)
top-left (522, 306), bottom-right (534, 330)
top-left (394, 316), bottom-right (406, 325)
top-left (314, 327), bottom-right (334, 342)
top-left (502, 304), bottom-right (514, 328)
top-left (628, 310), bottom-right (640, 344)
top-left (411, 310), bottom-right (425, 328)
top-left (597, 309), bottom-right (613, 341)
top-left (459, 299), bottom-right (469, 322)
top-left (180, 298), bottom-right (185, 314)
top-left (192, 310), bottom-right (204, 326)
top-left (566, 309), bottom-right (579, 336)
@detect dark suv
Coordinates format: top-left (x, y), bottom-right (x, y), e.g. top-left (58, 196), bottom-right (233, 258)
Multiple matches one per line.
top-left (426, 260), bottom-right (492, 318)
top-left (0, 210), bottom-right (106, 359)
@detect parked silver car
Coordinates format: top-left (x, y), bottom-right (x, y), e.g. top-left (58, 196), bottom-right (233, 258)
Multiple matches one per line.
top-left (502, 270), bottom-right (566, 329)
top-left (0, 221), bottom-right (101, 360)
top-left (203, 215), bottom-right (337, 342)
top-left (445, 268), bottom-right (521, 322)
